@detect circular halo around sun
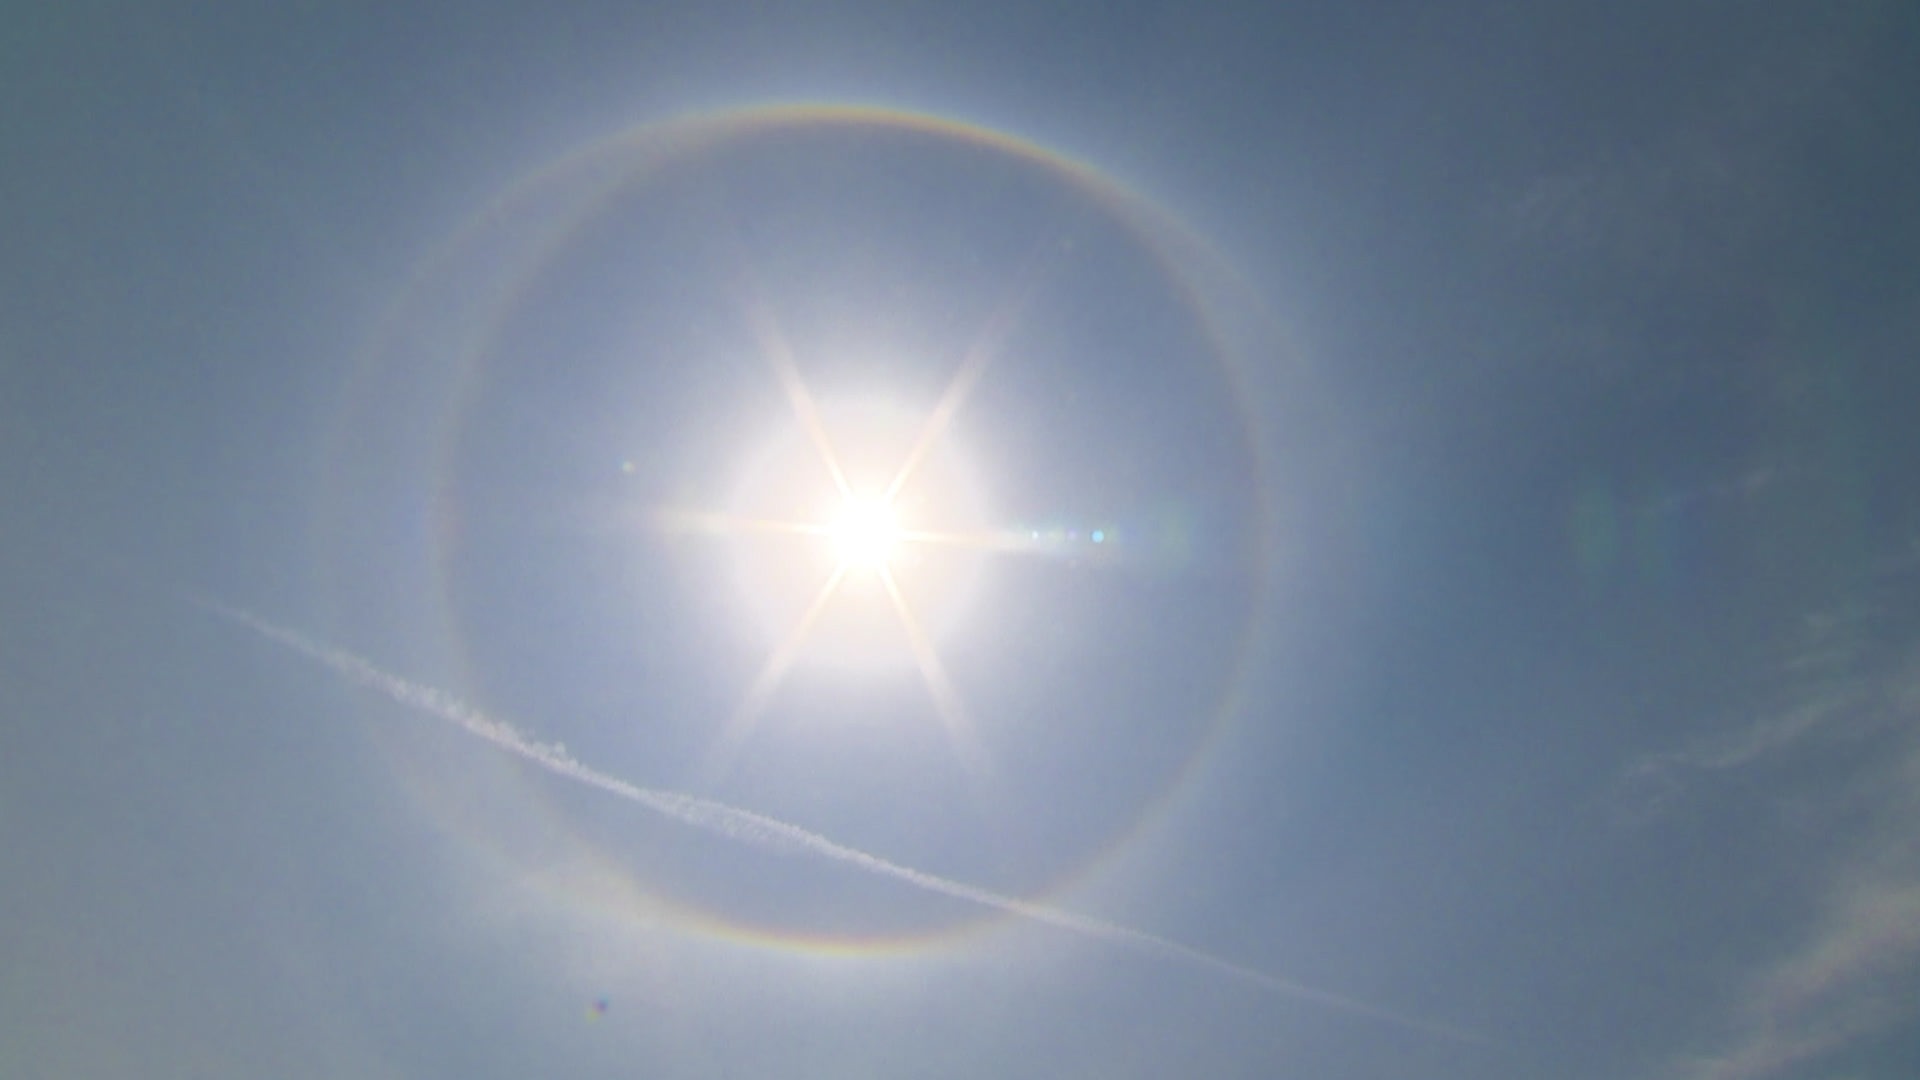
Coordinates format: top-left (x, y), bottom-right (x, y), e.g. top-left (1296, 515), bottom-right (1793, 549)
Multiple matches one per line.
top-left (325, 104), bottom-right (1289, 958)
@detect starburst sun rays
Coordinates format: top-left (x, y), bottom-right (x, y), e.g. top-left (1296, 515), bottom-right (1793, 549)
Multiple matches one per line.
top-left (655, 294), bottom-right (1029, 790)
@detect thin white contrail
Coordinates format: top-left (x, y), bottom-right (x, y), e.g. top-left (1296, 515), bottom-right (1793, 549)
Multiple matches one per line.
top-left (194, 597), bottom-right (1487, 1047)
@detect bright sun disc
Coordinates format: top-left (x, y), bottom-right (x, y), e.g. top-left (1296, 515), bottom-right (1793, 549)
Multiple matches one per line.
top-left (830, 497), bottom-right (901, 572)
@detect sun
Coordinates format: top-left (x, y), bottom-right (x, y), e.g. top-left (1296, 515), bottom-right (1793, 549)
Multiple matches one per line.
top-left (828, 495), bottom-right (902, 574)
top-left (651, 295), bottom-right (1031, 785)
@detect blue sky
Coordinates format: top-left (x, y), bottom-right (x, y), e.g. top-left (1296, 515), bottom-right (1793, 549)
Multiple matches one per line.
top-left (4, 3), bottom-right (1919, 1078)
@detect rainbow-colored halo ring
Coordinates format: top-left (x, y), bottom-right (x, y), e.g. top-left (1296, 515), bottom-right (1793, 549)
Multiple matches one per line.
top-left (325, 103), bottom-right (1287, 959)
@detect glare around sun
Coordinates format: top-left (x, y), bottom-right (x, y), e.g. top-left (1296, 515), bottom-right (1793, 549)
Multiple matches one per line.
top-left (830, 496), bottom-right (902, 574)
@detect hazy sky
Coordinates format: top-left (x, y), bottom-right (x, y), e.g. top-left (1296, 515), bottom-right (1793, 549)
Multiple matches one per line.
top-left (4, 3), bottom-right (1919, 1078)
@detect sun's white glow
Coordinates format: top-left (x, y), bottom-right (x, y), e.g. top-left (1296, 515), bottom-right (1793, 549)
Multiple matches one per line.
top-left (829, 495), bottom-right (903, 574)
top-left (664, 381), bottom-right (1000, 783)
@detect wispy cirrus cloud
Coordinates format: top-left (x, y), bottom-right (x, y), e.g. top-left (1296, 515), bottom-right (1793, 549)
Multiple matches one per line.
top-left (1503, 8), bottom-right (1873, 279)
top-left (1667, 724), bottom-right (1920, 1080)
top-left (1632, 556), bottom-right (1920, 1078)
